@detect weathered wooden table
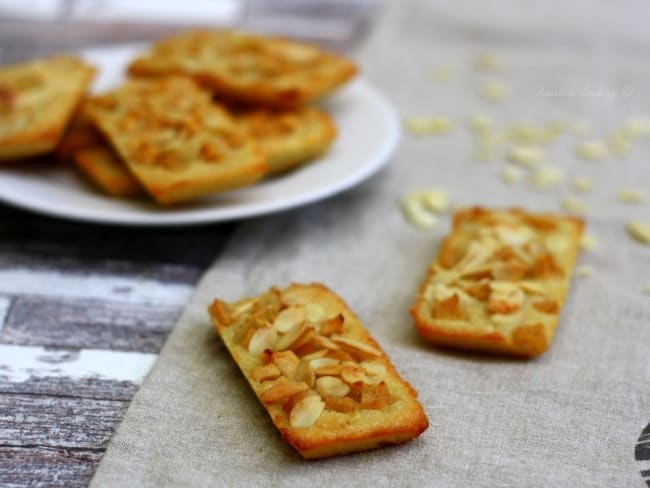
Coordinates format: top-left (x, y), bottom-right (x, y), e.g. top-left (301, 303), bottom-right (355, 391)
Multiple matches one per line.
top-left (0, 4), bottom-right (372, 486)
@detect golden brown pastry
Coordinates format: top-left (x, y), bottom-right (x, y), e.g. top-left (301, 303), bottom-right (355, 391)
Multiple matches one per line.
top-left (412, 207), bottom-right (584, 357)
top-left (209, 283), bottom-right (429, 459)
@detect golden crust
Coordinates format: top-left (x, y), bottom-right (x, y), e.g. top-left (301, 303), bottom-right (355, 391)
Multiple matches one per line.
top-left (233, 106), bottom-right (337, 175)
top-left (0, 56), bottom-right (95, 160)
top-left (74, 147), bottom-right (142, 197)
top-left (85, 76), bottom-right (267, 205)
top-left (411, 207), bottom-right (584, 357)
top-left (209, 283), bottom-right (429, 459)
top-left (129, 30), bottom-right (357, 109)
top-left (56, 103), bottom-right (104, 161)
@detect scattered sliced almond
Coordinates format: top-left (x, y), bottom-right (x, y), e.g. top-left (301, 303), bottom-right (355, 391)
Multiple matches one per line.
top-left (331, 335), bottom-right (382, 359)
top-left (273, 306), bottom-right (305, 333)
top-left (571, 177), bottom-right (594, 193)
top-left (561, 197), bottom-right (589, 215)
top-left (627, 221), bottom-right (650, 245)
top-left (289, 395), bottom-right (325, 428)
top-left (316, 376), bottom-right (350, 398)
top-left (506, 123), bottom-right (543, 145)
top-left (420, 189), bottom-right (450, 213)
top-left (260, 381), bottom-right (309, 404)
top-left (507, 145), bottom-right (543, 166)
top-left (580, 233), bottom-right (597, 251)
top-left (401, 196), bottom-right (438, 230)
top-left (500, 166), bottom-right (521, 184)
top-left (474, 52), bottom-right (504, 72)
top-left (479, 79), bottom-right (508, 102)
top-left (574, 265), bottom-right (594, 278)
top-left (616, 188), bottom-right (646, 204)
top-left (575, 140), bottom-right (608, 161)
top-left (248, 326), bottom-right (277, 356)
top-left (404, 116), bottom-right (453, 136)
top-left (621, 117), bottom-right (650, 139)
top-left (530, 165), bottom-right (564, 189)
top-left (469, 112), bottom-right (493, 133)
top-left (251, 363), bottom-right (282, 382)
top-left (609, 131), bottom-right (631, 156)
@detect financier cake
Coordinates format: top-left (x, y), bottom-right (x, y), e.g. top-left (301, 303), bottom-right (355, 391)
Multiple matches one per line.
top-left (412, 207), bottom-right (584, 357)
top-left (85, 76), bottom-right (267, 204)
top-left (128, 30), bottom-right (357, 108)
top-left (209, 283), bottom-right (429, 459)
top-left (0, 56), bottom-right (95, 160)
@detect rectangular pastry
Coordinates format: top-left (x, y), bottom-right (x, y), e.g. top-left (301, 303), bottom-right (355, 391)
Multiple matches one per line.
top-left (86, 76), bottom-right (267, 204)
top-left (129, 30), bottom-right (357, 108)
top-left (232, 106), bottom-right (337, 175)
top-left (209, 283), bottom-right (429, 459)
top-left (0, 56), bottom-right (95, 160)
top-left (411, 207), bottom-right (584, 357)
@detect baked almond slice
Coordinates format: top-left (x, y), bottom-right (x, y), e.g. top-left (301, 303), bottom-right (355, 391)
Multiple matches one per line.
top-left (129, 30), bottom-right (357, 109)
top-left (85, 76), bottom-right (267, 204)
top-left (232, 106), bottom-right (337, 175)
top-left (209, 283), bottom-right (428, 459)
top-left (0, 55), bottom-right (96, 160)
top-left (412, 207), bottom-right (584, 357)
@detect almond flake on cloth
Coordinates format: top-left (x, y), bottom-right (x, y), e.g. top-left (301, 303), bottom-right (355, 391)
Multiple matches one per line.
top-left (575, 140), bottom-right (608, 161)
top-left (404, 116), bottom-right (453, 136)
top-left (479, 79), bottom-right (509, 103)
top-left (616, 188), bottom-right (646, 204)
top-left (507, 145), bottom-right (543, 166)
top-left (530, 165), bottom-right (564, 189)
top-left (561, 197), bottom-right (589, 215)
top-left (571, 177), bottom-right (594, 193)
top-left (626, 221), bottom-right (650, 245)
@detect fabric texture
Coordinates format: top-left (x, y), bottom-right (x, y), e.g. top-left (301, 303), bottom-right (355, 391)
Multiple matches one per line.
top-left (91, 2), bottom-right (650, 486)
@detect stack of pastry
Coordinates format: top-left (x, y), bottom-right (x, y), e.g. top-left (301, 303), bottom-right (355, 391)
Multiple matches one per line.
top-left (0, 30), bottom-right (357, 205)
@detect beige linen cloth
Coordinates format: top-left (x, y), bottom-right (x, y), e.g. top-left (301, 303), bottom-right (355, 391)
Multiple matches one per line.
top-left (91, 2), bottom-right (650, 486)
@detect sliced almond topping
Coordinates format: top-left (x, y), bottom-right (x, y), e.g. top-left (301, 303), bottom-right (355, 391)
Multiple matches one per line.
top-left (341, 364), bottom-right (367, 384)
top-left (358, 381), bottom-right (393, 409)
top-left (271, 350), bottom-right (300, 380)
top-left (361, 362), bottom-right (387, 377)
top-left (240, 327), bottom-right (256, 348)
top-left (289, 395), bottom-right (325, 428)
top-left (251, 363), bottom-right (282, 382)
top-left (210, 299), bottom-right (233, 326)
top-left (488, 282), bottom-right (524, 314)
top-left (309, 357), bottom-right (340, 371)
top-left (260, 381), bottom-right (309, 404)
top-left (533, 299), bottom-right (559, 314)
top-left (331, 336), bottom-right (382, 359)
top-left (295, 359), bottom-right (315, 388)
top-left (272, 306), bottom-right (305, 333)
top-left (248, 326), bottom-right (277, 356)
top-left (315, 364), bottom-right (345, 377)
top-left (494, 224), bottom-right (534, 246)
top-left (316, 376), bottom-right (350, 398)
top-left (319, 313), bottom-right (345, 336)
top-left (300, 349), bottom-right (328, 361)
top-left (324, 396), bottom-right (357, 413)
top-left (276, 323), bottom-right (315, 351)
top-left (518, 281), bottom-right (546, 295)
top-left (432, 294), bottom-right (467, 321)
top-left (304, 303), bottom-right (324, 322)
top-left (306, 335), bottom-right (338, 352)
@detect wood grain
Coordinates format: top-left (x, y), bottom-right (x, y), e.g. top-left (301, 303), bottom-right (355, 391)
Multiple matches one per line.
top-left (2, 296), bottom-right (181, 352)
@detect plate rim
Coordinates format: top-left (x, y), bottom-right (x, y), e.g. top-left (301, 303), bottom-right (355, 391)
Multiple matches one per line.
top-left (0, 44), bottom-right (401, 227)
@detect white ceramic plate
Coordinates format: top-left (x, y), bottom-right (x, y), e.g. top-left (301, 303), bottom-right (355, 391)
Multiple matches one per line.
top-left (0, 44), bottom-right (400, 226)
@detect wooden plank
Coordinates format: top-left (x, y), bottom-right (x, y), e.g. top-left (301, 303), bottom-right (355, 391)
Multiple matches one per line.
top-left (0, 376), bottom-right (139, 402)
top-left (2, 296), bottom-right (181, 352)
top-left (0, 295), bottom-right (10, 332)
top-left (0, 203), bottom-right (235, 270)
top-left (0, 345), bottom-right (157, 385)
top-left (0, 393), bottom-right (128, 448)
top-left (0, 269), bottom-right (193, 306)
top-left (0, 446), bottom-right (102, 488)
